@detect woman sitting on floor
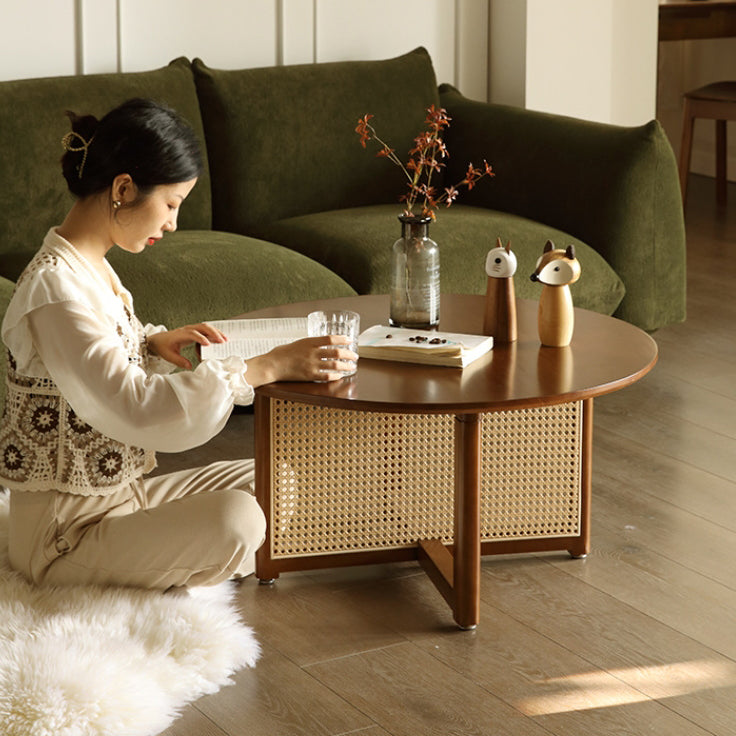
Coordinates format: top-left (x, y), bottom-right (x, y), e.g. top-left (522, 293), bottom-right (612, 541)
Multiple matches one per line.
top-left (0, 98), bottom-right (356, 591)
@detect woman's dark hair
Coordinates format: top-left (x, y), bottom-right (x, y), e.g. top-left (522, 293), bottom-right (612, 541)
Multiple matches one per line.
top-left (61, 98), bottom-right (203, 199)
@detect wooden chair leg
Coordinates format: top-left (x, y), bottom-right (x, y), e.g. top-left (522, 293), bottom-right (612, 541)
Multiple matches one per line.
top-left (716, 119), bottom-right (727, 207)
top-left (679, 100), bottom-right (695, 206)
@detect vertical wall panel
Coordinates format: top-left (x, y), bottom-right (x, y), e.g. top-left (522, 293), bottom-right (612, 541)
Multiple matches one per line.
top-left (455, 0), bottom-right (489, 102)
top-left (0, 0), bottom-right (77, 81)
top-left (526, 0), bottom-right (615, 123)
top-left (488, 0), bottom-right (526, 108)
top-left (118, 0), bottom-right (278, 71)
top-left (659, 37), bottom-right (736, 181)
top-left (80, 0), bottom-right (119, 74)
top-left (678, 38), bottom-right (736, 181)
top-left (686, 37), bottom-right (736, 180)
top-left (524, 0), bottom-right (657, 127)
top-left (281, 0), bottom-right (315, 65)
top-left (611, 0), bottom-right (657, 127)
top-left (314, 0), bottom-right (456, 87)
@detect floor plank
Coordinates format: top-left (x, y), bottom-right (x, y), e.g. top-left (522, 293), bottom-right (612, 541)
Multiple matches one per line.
top-left (593, 457), bottom-right (736, 587)
top-left (593, 427), bottom-right (736, 529)
top-left (322, 571), bottom-right (714, 734)
top-left (192, 641), bottom-right (376, 736)
top-left (157, 707), bottom-right (228, 736)
top-left (596, 368), bottom-right (736, 439)
top-left (480, 558), bottom-right (736, 735)
top-left (552, 513), bottom-right (736, 659)
top-left (595, 389), bottom-right (736, 483)
top-left (306, 642), bottom-right (552, 736)
top-left (234, 571), bottom-right (406, 667)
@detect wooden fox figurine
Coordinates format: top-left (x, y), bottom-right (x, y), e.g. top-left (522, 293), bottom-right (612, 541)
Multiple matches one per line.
top-left (483, 237), bottom-right (517, 342)
top-left (530, 240), bottom-right (581, 347)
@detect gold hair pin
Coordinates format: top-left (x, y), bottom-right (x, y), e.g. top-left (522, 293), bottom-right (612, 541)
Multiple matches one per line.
top-left (61, 131), bottom-right (94, 179)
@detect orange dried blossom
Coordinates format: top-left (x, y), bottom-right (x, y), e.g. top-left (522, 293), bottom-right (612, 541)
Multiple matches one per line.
top-left (355, 105), bottom-right (494, 220)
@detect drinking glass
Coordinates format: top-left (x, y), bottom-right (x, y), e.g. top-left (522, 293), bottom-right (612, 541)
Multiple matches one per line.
top-left (307, 310), bottom-right (360, 378)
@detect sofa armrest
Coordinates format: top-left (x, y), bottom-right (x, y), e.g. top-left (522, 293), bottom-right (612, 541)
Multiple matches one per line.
top-left (439, 84), bottom-right (686, 331)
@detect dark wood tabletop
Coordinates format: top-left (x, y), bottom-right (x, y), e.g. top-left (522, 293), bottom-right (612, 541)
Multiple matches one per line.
top-left (245, 294), bottom-right (658, 415)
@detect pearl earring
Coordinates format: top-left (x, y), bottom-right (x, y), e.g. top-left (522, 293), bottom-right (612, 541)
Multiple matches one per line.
top-left (112, 200), bottom-right (122, 210)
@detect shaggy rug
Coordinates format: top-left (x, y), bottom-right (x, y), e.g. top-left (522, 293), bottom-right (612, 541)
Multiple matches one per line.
top-left (0, 492), bottom-right (260, 736)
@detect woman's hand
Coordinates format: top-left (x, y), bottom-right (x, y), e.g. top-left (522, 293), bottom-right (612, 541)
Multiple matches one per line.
top-left (245, 335), bottom-right (358, 387)
top-left (146, 322), bottom-right (227, 369)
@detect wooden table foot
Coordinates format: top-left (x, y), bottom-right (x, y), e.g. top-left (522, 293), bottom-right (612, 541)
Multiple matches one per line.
top-left (418, 538), bottom-right (453, 607)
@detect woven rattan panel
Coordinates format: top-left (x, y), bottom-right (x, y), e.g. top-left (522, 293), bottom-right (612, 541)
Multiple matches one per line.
top-left (269, 399), bottom-right (582, 558)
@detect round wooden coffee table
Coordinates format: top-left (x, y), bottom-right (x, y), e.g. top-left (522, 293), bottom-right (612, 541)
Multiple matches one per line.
top-left (247, 294), bottom-right (657, 629)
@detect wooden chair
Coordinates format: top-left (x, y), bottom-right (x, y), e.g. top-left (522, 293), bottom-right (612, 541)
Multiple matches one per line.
top-left (679, 81), bottom-right (736, 207)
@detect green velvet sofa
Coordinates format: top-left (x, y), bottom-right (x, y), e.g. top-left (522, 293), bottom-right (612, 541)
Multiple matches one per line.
top-left (0, 47), bottom-right (685, 404)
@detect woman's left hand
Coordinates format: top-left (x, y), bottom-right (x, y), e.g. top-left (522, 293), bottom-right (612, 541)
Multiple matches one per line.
top-left (146, 322), bottom-right (227, 369)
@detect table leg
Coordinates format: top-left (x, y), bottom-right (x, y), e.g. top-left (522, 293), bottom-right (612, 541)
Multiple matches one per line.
top-left (254, 393), bottom-right (279, 582)
top-left (419, 412), bottom-right (482, 630)
top-left (568, 397), bottom-right (593, 559)
top-left (453, 413), bottom-right (482, 629)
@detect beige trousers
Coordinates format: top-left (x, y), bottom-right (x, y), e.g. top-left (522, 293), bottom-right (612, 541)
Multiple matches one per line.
top-left (8, 459), bottom-right (266, 590)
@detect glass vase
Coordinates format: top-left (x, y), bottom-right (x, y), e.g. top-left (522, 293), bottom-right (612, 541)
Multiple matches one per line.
top-left (389, 214), bottom-right (440, 329)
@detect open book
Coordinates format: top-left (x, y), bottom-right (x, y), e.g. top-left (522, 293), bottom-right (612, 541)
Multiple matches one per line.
top-left (200, 318), bottom-right (307, 361)
top-left (358, 325), bottom-right (493, 368)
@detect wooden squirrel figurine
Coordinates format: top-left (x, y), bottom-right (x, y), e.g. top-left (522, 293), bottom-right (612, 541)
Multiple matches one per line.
top-left (530, 240), bottom-right (581, 347)
top-left (483, 237), bottom-right (517, 342)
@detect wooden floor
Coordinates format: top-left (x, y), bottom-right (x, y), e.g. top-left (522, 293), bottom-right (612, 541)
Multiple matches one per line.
top-left (159, 174), bottom-right (736, 736)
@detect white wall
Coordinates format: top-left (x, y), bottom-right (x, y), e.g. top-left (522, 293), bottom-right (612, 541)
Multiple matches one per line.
top-left (0, 0), bottom-right (489, 103)
top-left (610, 0), bottom-right (659, 127)
top-left (490, 0), bottom-right (658, 127)
top-left (0, 0), bottom-right (77, 80)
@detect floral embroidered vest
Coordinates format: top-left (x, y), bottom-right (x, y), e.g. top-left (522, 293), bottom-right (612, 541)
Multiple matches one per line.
top-left (0, 248), bottom-right (156, 496)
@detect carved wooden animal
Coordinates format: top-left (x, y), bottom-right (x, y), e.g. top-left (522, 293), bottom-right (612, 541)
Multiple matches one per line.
top-left (483, 237), bottom-right (517, 343)
top-left (530, 240), bottom-right (581, 347)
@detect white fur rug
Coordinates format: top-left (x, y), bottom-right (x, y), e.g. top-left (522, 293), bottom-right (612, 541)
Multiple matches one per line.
top-left (0, 492), bottom-right (260, 736)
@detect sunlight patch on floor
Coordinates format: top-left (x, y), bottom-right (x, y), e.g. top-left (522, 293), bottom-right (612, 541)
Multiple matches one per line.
top-left (515, 659), bottom-right (736, 715)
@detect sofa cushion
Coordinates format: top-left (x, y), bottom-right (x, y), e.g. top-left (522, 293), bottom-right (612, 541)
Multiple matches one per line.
top-left (106, 230), bottom-right (357, 329)
top-left (192, 47), bottom-right (440, 231)
top-left (0, 58), bottom-right (210, 280)
top-left (251, 204), bottom-right (626, 317)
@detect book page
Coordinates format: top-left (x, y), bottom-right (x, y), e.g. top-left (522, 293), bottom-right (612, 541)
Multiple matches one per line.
top-left (207, 318), bottom-right (307, 339)
top-left (201, 318), bottom-right (308, 361)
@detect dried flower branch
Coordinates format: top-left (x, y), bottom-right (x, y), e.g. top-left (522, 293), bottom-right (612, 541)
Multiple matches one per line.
top-left (355, 105), bottom-right (494, 220)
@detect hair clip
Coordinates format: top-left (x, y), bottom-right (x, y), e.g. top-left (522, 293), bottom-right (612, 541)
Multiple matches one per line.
top-left (61, 131), bottom-right (94, 179)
